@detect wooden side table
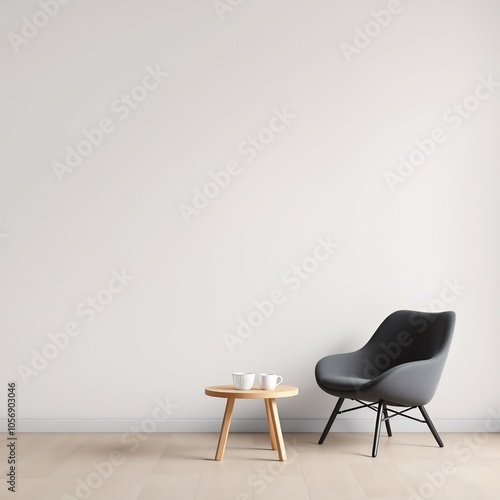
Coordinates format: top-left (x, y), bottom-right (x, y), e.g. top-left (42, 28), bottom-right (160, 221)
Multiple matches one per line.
top-left (205, 385), bottom-right (299, 461)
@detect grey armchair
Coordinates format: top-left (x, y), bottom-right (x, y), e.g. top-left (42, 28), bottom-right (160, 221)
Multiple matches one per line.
top-left (315, 310), bottom-right (456, 457)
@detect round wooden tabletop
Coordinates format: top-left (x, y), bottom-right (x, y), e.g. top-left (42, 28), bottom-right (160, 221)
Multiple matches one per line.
top-left (205, 385), bottom-right (298, 399)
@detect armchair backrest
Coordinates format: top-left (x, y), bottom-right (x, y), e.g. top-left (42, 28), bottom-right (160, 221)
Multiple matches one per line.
top-left (362, 310), bottom-right (455, 373)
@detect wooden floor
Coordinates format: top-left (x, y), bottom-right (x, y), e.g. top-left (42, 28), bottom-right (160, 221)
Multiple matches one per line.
top-left (1, 432), bottom-right (500, 499)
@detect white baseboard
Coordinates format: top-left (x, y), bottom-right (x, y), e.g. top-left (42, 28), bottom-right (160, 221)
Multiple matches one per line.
top-left (1, 418), bottom-right (498, 433)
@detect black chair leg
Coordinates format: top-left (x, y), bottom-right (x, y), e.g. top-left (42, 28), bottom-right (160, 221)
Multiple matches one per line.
top-left (372, 401), bottom-right (384, 457)
top-left (418, 406), bottom-right (444, 447)
top-left (318, 397), bottom-right (344, 444)
top-left (383, 403), bottom-right (392, 437)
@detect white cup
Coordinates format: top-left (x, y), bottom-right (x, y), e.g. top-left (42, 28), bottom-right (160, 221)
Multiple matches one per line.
top-left (259, 373), bottom-right (283, 390)
top-left (232, 372), bottom-right (255, 390)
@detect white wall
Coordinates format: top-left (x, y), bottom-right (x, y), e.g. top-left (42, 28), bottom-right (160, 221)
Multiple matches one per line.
top-left (1, 0), bottom-right (499, 432)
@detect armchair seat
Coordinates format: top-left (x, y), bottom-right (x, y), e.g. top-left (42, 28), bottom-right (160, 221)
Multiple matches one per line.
top-left (320, 374), bottom-right (372, 392)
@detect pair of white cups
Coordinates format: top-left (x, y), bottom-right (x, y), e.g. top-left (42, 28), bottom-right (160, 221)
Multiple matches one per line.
top-left (232, 372), bottom-right (283, 391)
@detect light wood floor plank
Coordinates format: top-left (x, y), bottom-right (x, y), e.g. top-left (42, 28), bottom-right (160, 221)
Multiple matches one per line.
top-left (0, 432), bottom-right (498, 500)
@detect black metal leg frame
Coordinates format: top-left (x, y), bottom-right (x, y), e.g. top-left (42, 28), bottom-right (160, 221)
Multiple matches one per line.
top-left (319, 398), bottom-right (444, 457)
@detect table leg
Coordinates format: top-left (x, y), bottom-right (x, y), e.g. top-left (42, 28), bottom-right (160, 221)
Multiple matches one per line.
top-left (268, 398), bottom-right (287, 461)
top-left (265, 399), bottom-right (278, 450)
top-left (215, 398), bottom-right (235, 461)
